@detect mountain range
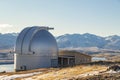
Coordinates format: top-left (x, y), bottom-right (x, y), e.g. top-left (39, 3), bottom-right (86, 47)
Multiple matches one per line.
top-left (0, 33), bottom-right (120, 50)
top-left (57, 33), bottom-right (120, 50)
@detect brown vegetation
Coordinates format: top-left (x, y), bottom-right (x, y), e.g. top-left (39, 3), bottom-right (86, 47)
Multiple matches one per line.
top-left (22, 65), bottom-right (107, 80)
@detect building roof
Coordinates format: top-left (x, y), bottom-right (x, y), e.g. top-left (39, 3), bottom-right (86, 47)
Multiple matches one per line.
top-left (59, 50), bottom-right (91, 58)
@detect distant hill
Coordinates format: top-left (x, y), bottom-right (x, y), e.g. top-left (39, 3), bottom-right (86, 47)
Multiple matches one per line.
top-left (0, 33), bottom-right (18, 49)
top-left (0, 33), bottom-right (120, 50)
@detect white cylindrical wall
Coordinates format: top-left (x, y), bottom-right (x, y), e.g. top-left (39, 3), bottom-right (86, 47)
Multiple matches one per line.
top-left (14, 53), bottom-right (58, 71)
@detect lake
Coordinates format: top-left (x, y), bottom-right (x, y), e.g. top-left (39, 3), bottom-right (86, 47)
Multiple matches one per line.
top-left (0, 64), bottom-right (14, 72)
top-left (92, 57), bottom-right (107, 61)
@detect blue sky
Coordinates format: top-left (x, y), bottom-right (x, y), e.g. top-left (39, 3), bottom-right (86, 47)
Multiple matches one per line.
top-left (0, 0), bottom-right (120, 36)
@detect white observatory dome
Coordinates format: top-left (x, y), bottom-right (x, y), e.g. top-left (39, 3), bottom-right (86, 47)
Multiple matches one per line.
top-left (15, 26), bottom-right (58, 56)
top-left (14, 26), bottom-right (58, 71)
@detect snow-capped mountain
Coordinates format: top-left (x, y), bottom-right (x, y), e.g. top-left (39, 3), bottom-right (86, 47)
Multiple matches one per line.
top-left (0, 33), bottom-right (120, 50)
top-left (56, 33), bottom-right (120, 50)
top-left (0, 33), bottom-right (18, 49)
top-left (104, 35), bottom-right (120, 49)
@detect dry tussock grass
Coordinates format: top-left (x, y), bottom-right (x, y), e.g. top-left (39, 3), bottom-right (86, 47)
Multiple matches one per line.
top-left (0, 65), bottom-right (107, 80)
top-left (26, 65), bottom-right (107, 80)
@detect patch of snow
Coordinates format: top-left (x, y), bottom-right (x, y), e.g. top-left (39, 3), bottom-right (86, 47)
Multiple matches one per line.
top-left (0, 72), bottom-right (42, 80)
top-left (77, 71), bottom-right (99, 77)
top-left (106, 70), bottom-right (120, 73)
top-left (0, 75), bottom-right (8, 79)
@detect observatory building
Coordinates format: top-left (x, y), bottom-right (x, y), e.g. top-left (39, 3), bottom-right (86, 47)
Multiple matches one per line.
top-left (14, 26), bottom-right (58, 71)
top-left (14, 26), bottom-right (91, 71)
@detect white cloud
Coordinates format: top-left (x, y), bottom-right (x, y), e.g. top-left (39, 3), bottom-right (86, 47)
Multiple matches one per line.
top-left (0, 24), bottom-right (13, 28)
top-left (0, 24), bottom-right (15, 33)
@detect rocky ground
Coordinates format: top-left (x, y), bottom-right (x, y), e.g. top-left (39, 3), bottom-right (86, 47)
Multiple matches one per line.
top-left (73, 65), bottom-right (120, 80)
top-left (78, 73), bottom-right (120, 80)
